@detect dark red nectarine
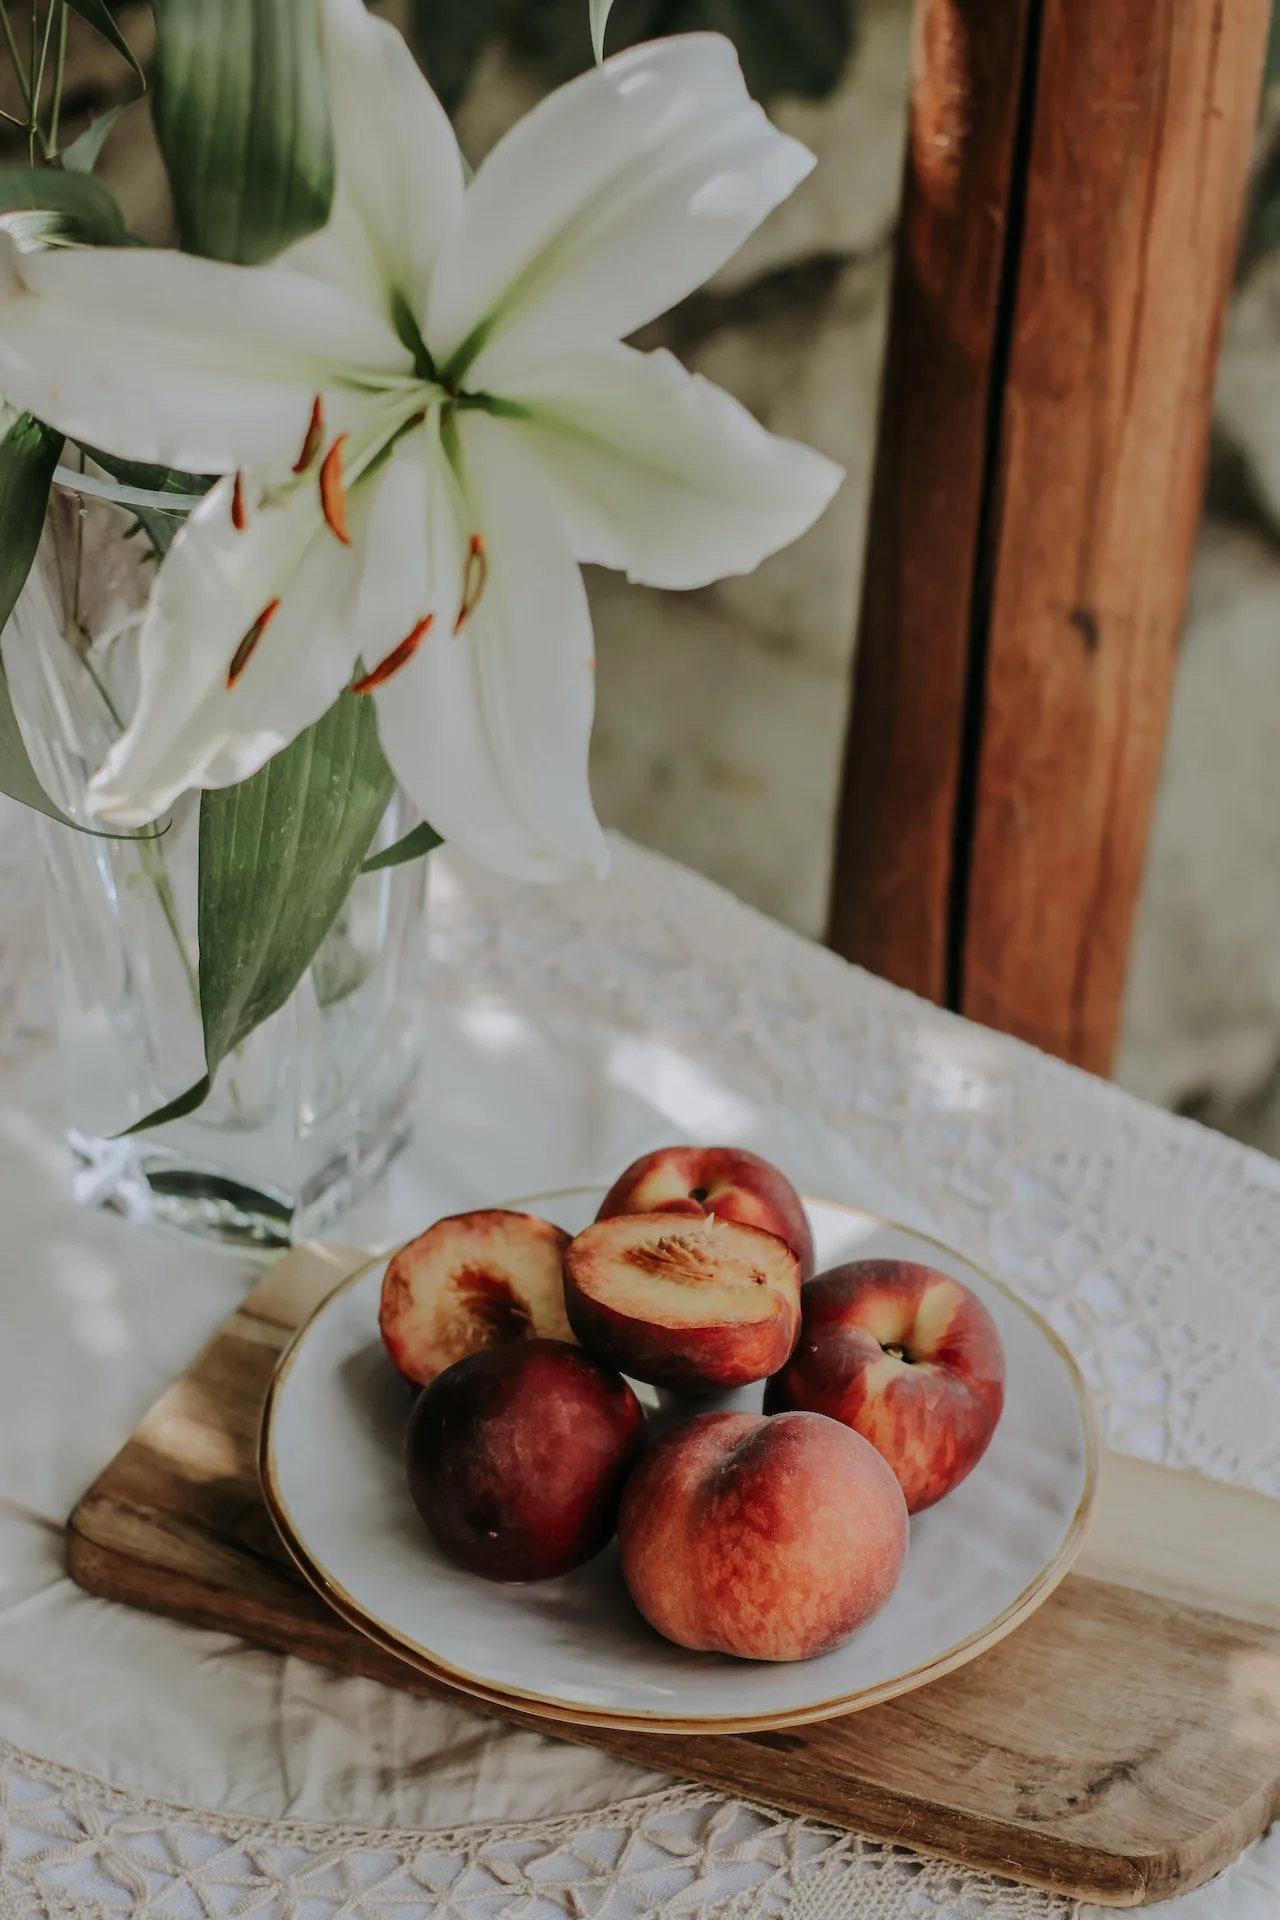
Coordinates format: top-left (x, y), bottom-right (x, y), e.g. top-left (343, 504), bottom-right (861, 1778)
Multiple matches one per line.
top-left (406, 1339), bottom-right (645, 1581)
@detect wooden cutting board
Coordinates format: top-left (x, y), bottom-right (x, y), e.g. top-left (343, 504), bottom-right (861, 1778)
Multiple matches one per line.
top-left (66, 1244), bottom-right (1280, 1908)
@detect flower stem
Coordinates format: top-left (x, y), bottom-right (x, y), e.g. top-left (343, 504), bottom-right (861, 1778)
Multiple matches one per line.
top-left (27, 0), bottom-right (38, 162)
top-left (32, 0), bottom-right (58, 158)
top-left (0, 2), bottom-right (33, 124)
top-left (137, 830), bottom-right (201, 1015)
top-left (33, 1), bottom-right (54, 122)
top-left (47, 0), bottom-right (65, 153)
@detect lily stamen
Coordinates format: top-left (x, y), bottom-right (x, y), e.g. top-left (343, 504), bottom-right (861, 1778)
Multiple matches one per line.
top-left (294, 395), bottom-right (325, 474)
top-left (231, 472), bottom-right (247, 532)
top-left (352, 615), bottom-right (434, 694)
top-left (454, 533), bottom-right (487, 632)
top-left (319, 434), bottom-right (351, 543)
top-left (226, 599), bottom-right (281, 687)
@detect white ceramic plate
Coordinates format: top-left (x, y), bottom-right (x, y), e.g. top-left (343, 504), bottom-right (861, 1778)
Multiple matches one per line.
top-left (262, 1193), bottom-right (1098, 1733)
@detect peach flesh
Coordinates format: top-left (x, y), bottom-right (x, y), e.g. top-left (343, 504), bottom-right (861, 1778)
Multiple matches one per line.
top-left (564, 1213), bottom-right (801, 1392)
top-left (379, 1209), bottom-right (573, 1389)
top-left (597, 1145), bottom-right (815, 1277)
top-left (618, 1409), bottom-right (909, 1660)
top-left (765, 1259), bottom-right (1005, 1512)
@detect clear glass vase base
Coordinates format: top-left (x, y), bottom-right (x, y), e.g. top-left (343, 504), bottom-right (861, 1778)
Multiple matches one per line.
top-left (69, 1086), bottom-right (415, 1253)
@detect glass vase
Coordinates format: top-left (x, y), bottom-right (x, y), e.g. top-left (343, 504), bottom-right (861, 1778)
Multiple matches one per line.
top-left (2, 478), bottom-right (426, 1249)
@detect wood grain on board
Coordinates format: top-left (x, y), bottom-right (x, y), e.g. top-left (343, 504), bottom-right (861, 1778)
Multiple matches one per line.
top-left (67, 1245), bottom-right (1280, 1909)
top-left (828, 0), bottom-right (1271, 1073)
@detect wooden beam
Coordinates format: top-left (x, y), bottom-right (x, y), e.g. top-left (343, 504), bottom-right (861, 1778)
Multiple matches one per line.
top-left (827, 0), bottom-right (1032, 1007)
top-left (827, 0), bottom-right (1269, 1074)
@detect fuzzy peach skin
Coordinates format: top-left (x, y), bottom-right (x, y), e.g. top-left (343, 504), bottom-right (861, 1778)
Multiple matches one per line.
top-left (764, 1260), bottom-right (1005, 1513)
top-left (564, 1213), bottom-right (801, 1392)
top-left (379, 1210), bottom-right (573, 1389)
top-left (406, 1338), bottom-right (646, 1582)
top-left (597, 1146), bottom-right (815, 1277)
top-left (619, 1410), bottom-right (908, 1660)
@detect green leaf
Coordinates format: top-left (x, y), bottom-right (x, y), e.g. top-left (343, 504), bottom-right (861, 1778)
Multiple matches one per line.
top-left (57, 450), bottom-right (212, 564)
top-left (0, 414), bottom-right (160, 837)
top-left (0, 163), bottom-right (129, 245)
top-left (125, 1071), bottom-right (212, 1132)
top-left (126, 690), bottom-right (395, 1132)
top-left (124, 503), bottom-right (185, 559)
top-left (0, 413), bottom-right (61, 635)
top-left (0, 413), bottom-right (77, 829)
top-left (589, 0), bottom-right (615, 61)
top-left (150, 0), bottom-right (335, 265)
top-left (361, 818), bottom-right (442, 874)
top-left (76, 447), bottom-right (215, 562)
top-left (61, 103), bottom-right (129, 174)
top-left (65, 0), bottom-right (146, 83)
top-left (84, 447), bottom-right (214, 499)
top-left (0, 413), bottom-right (127, 834)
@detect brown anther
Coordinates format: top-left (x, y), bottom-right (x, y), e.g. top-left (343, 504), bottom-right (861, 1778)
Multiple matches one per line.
top-left (319, 434), bottom-right (351, 544)
top-left (454, 533), bottom-right (487, 632)
top-left (226, 599), bottom-right (280, 687)
top-left (293, 395), bottom-right (325, 474)
top-left (231, 471), bottom-right (247, 533)
top-left (352, 615), bottom-right (433, 694)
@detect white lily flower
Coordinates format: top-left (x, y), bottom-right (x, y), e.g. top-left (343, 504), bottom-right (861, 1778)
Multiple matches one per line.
top-left (0, 0), bottom-right (843, 880)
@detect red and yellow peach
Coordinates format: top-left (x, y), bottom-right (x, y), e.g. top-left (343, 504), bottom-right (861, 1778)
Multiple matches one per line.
top-left (597, 1145), bottom-right (814, 1277)
top-left (618, 1409), bottom-right (908, 1659)
top-left (764, 1259), bottom-right (1005, 1512)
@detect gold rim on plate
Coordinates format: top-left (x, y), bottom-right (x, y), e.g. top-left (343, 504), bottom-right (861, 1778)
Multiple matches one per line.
top-left (260, 1191), bottom-right (1100, 1735)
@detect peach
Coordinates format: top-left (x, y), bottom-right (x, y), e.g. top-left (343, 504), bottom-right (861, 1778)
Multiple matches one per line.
top-left (597, 1146), bottom-right (814, 1277)
top-left (563, 1213), bottom-right (801, 1392)
top-left (406, 1339), bottom-right (646, 1581)
top-left (618, 1410), bottom-right (908, 1660)
top-left (764, 1259), bottom-right (1005, 1513)
top-left (379, 1209), bottom-right (573, 1388)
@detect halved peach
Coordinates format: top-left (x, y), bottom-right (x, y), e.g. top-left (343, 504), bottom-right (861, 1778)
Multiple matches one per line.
top-left (597, 1145), bottom-right (814, 1277)
top-left (379, 1209), bottom-right (573, 1388)
top-left (563, 1213), bottom-right (801, 1393)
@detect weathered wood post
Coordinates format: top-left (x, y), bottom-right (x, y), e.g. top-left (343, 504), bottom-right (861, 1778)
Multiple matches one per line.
top-left (827, 0), bottom-right (1270, 1074)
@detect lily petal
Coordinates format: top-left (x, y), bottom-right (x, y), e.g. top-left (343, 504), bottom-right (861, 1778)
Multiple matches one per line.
top-left (425, 35), bottom-right (813, 389)
top-left (286, 0), bottom-right (465, 324)
top-left (372, 411), bottom-right (609, 882)
top-left (505, 342), bottom-right (844, 588)
top-left (88, 465), bottom-right (363, 826)
top-left (0, 235), bottom-right (411, 473)
top-left (353, 425), bottom-right (441, 660)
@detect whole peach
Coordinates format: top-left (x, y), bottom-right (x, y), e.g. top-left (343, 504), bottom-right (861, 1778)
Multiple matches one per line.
top-left (598, 1146), bottom-right (814, 1277)
top-left (765, 1259), bottom-right (1005, 1512)
top-left (618, 1410), bottom-right (908, 1660)
top-left (406, 1339), bottom-right (645, 1581)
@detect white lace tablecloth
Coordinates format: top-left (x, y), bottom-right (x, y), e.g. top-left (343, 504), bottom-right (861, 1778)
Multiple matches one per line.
top-left (0, 805), bottom-right (1277, 1918)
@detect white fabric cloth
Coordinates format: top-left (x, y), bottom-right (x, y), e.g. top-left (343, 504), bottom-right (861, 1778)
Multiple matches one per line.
top-left (0, 806), bottom-right (1276, 1916)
